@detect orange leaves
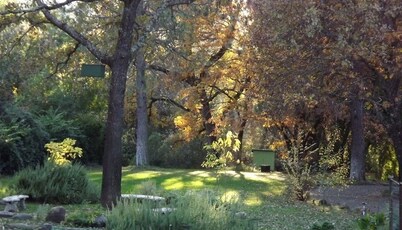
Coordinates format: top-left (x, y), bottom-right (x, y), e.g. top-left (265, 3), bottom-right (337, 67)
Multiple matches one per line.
top-left (174, 114), bottom-right (202, 141)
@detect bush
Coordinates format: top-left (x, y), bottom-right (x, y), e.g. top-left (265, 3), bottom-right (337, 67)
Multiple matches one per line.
top-left (106, 190), bottom-right (255, 230)
top-left (0, 104), bottom-right (48, 174)
top-left (311, 222), bottom-right (335, 230)
top-left (283, 148), bottom-right (316, 201)
top-left (14, 162), bottom-right (99, 204)
top-left (45, 138), bottom-right (83, 165)
top-left (357, 213), bottom-right (386, 230)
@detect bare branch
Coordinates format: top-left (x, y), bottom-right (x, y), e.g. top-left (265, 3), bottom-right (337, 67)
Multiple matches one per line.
top-left (35, 0), bottom-right (111, 65)
top-left (0, 0), bottom-right (99, 15)
top-left (150, 96), bottom-right (190, 112)
top-left (48, 42), bottom-right (80, 78)
top-left (148, 64), bottom-right (170, 74)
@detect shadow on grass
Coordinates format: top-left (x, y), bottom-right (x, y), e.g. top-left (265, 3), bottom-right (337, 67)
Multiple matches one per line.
top-left (88, 167), bottom-right (286, 207)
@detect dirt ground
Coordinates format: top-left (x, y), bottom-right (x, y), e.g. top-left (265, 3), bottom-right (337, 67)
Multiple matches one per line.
top-left (309, 184), bottom-right (391, 214)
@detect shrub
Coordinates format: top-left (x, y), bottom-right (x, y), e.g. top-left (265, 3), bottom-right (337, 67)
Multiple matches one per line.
top-left (311, 222), bottom-right (335, 230)
top-left (45, 138), bottom-right (83, 165)
top-left (14, 162), bottom-right (99, 204)
top-left (357, 213), bottom-right (386, 230)
top-left (106, 190), bottom-right (255, 230)
top-left (0, 104), bottom-right (48, 174)
top-left (282, 147), bottom-right (316, 201)
top-left (202, 131), bottom-right (241, 169)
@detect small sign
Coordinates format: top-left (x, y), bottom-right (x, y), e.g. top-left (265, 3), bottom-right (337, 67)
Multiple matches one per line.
top-left (80, 64), bottom-right (105, 78)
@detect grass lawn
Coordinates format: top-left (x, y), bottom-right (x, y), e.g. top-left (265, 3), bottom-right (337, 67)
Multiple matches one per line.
top-left (1, 167), bottom-right (360, 229)
top-left (89, 167), bottom-right (360, 229)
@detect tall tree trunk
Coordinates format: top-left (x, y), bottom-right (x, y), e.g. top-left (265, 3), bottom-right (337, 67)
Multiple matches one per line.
top-left (100, 1), bottom-right (138, 208)
top-left (135, 48), bottom-right (148, 166)
top-left (349, 96), bottom-right (366, 181)
top-left (101, 62), bottom-right (129, 207)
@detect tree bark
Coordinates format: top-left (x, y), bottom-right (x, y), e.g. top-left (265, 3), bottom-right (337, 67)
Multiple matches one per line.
top-left (349, 95), bottom-right (366, 181)
top-left (100, 0), bottom-right (139, 207)
top-left (135, 48), bottom-right (148, 166)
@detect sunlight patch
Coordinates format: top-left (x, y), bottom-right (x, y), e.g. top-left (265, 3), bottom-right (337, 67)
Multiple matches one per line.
top-left (162, 178), bottom-right (184, 190)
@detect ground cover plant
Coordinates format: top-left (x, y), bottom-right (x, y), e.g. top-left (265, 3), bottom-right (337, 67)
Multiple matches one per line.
top-left (1, 167), bottom-right (361, 229)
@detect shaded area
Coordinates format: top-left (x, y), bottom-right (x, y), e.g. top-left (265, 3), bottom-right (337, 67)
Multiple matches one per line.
top-left (309, 184), bottom-right (389, 213)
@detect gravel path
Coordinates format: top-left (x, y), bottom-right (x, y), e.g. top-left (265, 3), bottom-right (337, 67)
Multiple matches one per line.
top-left (309, 184), bottom-right (390, 213)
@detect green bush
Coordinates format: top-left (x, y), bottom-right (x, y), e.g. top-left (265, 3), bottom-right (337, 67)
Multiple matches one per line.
top-left (357, 213), bottom-right (386, 230)
top-left (311, 222), bottom-right (335, 230)
top-left (0, 104), bottom-right (48, 174)
top-left (14, 162), bottom-right (99, 204)
top-left (106, 190), bottom-right (255, 230)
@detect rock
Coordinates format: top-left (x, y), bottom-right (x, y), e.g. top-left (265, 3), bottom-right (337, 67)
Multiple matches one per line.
top-left (4, 223), bottom-right (35, 229)
top-left (94, 214), bottom-right (107, 227)
top-left (45, 206), bottom-right (66, 224)
top-left (235, 211), bottom-right (247, 219)
top-left (12, 213), bottom-right (33, 220)
top-left (152, 207), bottom-right (176, 214)
top-left (39, 223), bottom-right (52, 230)
top-left (0, 211), bottom-right (15, 218)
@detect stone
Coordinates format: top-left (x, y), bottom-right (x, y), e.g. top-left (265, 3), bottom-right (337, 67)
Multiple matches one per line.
top-left (12, 213), bottom-right (33, 220)
top-left (235, 211), bottom-right (247, 219)
top-left (94, 214), bottom-right (107, 228)
top-left (0, 211), bottom-right (15, 218)
top-left (39, 223), bottom-right (52, 230)
top-left (152, 207), bottom-right (176, 214)
top-left (45, 206), bottom-right (66, 224)
top-left (4, 223), bottom-right (35, 229)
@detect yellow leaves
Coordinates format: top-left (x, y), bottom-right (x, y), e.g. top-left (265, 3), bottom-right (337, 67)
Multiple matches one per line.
top-left (174, 114), bottom-right (201, 141)
top-left (45, 138), bottom-right (83, 166)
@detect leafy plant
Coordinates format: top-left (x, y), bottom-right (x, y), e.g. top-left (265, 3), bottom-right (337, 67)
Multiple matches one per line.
top-left (202, 131), bottom-right (241, 169)
top-left (357, 213), bottom-right (386, 230)
top-left (14, 162), bottom-right (99, 204)
top-left (311, 222), bottom-right (335, 230)
top-left (45, 138), bottom-right (83, 165)
top-left (282, 146), bottom-right (316, 201)
top-left (106, 190), bottom-right (255, 230)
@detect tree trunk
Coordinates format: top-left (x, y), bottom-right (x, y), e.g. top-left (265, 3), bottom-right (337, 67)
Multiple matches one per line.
top-left (200, 90), bottom-right (216, 144)
top-left (135, 48), bottom-right (148, 166)
top-left (100, 1), bottom-right (138, 208)
top-left (349, 96), bottom-right (366, 181)
top-left (101, 62), bottom-right (129, 207)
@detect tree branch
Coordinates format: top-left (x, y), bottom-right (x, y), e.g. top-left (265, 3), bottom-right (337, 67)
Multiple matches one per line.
top-left (48, 42), bottom-right (81, 78)
top-left (150, 96), bottom-right (190, 112)
top-left (35, 0), bottom-right (112, 65)
top-left (0, 0), bottom-right (99, 15)
top-left (148, 64), bottom-right (170, 74)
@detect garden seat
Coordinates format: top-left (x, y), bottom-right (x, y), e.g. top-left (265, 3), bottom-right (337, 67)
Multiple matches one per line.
top-left (121, 194), bottom-right (166, 203)
top-left (2, 195), bottom-right (29, 212)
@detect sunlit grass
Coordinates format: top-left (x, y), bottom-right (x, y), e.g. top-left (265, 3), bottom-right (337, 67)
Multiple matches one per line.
top-left (2, 167), bottom-right (359, 229)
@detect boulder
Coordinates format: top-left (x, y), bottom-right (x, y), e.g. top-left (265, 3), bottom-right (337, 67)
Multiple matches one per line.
top-left (45, 206), bottom-right (66, 224)
top-left (94, 214), bottom-right (107, 227)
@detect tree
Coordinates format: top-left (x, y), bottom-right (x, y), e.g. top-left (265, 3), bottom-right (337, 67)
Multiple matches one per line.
top-left (1, 0), bottom-right (197, 207)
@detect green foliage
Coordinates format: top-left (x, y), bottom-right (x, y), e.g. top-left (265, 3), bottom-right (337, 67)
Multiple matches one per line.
top-left (154, 135), bottom-right (207, 169)
top-left (0, 104), bottom-right (48, 174)
top-left (64, 204), bottom-right (104, 227)
top-left (36, 109), bottom-right (82, 141)
top-left (45, 138), bottom-right (83, 165)
top-left (121, 127), bottom-right (135, 166)
top-left (357, 213), bottom-right (386, 230)
top-left (311, 222), bottom-right (335, 230)
top-left (367, 143), bottom-right (398, 181)
top-left (202, 131), bottom-right (241, 169)
top-left (106, 190), bottom-right (255, 230)
top-left (14, 162), bottom-right (99, 204)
